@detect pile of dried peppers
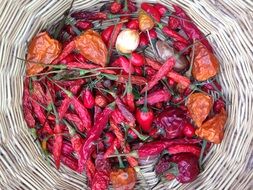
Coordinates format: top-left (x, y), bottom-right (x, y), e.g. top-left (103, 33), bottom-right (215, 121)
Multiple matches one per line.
top-left (22, 1), bottom-right (228, 189)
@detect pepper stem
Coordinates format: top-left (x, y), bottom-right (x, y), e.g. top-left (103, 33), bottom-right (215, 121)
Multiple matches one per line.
top-left (47, 77), bottom-right (73, 98)
top-left (115, 148), bottom-right (125, 168)
top-left (108, 151), bottom-right (138, 158)
top-left (142, 83), bottom-right (148, 112)
top-left (185, 39), bottom-right (195, 78)
top-left (63, 120), bottom-right (76, 137)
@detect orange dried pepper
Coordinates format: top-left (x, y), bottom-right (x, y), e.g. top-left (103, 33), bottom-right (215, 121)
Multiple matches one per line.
top-left (186, 93), bottom-right (213, 127)
top-left (27, 32), bottom-right (62, 76)
top-left (138, 10), bottom-right (155, 32)
top-left (74, 29), bottom-right (108, 67)
top-left (192, 42), bottom-right (219, 81)
top-left (110, 167), bottom-right (136, 190)
top-left (195, 108), bottom-right (227, 144)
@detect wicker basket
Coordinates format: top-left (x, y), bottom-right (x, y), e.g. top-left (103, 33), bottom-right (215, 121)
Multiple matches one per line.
top-left (1, 0), bottom-right (253, 189)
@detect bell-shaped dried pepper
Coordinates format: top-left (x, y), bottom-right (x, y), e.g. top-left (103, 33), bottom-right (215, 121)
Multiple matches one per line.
top-left (192, 42), bottom-right (219, 81)
top-left (110, 167), bottom-right (136, 190)
top-left (195, 108), bottom-right (227, 144)
top-left (138, 9), bottom-right (155, 32)
top-left (186, 92), bottom-right (213, 127)
top-left (75, 29), bottom-right (108, 67)
top-left (26, 32), bottom-right (62, 76)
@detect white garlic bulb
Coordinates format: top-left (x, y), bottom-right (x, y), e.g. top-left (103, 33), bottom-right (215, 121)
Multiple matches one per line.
top-left (116, 29), bottom-right (140, 54)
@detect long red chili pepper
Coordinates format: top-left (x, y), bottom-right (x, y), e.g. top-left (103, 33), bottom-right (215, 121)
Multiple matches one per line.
top-left (53, 123), bottom-right (63, 169)
top-left (47, 139), bottom-right (74, 156)
top-left (141, 3), bottom-right (161, 22)
top-left (136, 89), bottom-right (171, 105)
top-left (111, 108), bottom-right (126, 125)
top-left (109, 138), bottom-right (201, 159)
top-left (154, 3), bottom-right (168, 16)
top-left (64, 113), bottom-right (86, 133)
top-left (141, 57), bottom-right (175, 93)
top-left (83, 88), bottom-right (95, 109)
top-left (172, 5), bottom-right (213, 52)
top-left (115, 97), bottom-right (135, 126)
top-left (75, 21), bottom-right (93, 30)
top-left (81, 103), bottom-right (115, 164)
top-left (158, 24), bottom-right (189, 44)
top-left (61, 155), bottom-right (78, 171)
top-left (145, 57), bottom-right (190, 88)
top-left (167, 144), bottom-right (201, 157)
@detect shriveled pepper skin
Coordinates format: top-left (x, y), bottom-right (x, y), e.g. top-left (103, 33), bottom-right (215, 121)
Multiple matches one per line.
top-left (27, 32), bottom-right (62, 76)
top-left (195, 108), bottom-right (227, 144)
top-left (75, 29), bottom-right (108, 67)
top-left (192, 42), bottom-right (219, 81)
top-left (186, 93), bottom-right (213, 127)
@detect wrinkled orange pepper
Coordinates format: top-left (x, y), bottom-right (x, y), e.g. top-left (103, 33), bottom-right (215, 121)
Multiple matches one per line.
top-left (110, 167), bottom-right (136, 190)
top-left (186, 92), bottom-right (213, 127)
top-left (195, 108), bottom-right (227, 144)
top-left (75, 29), bottom-right (108, 67)
top-left (27, 32), bottom-right (62, 76)
top-left (192, 42), bottom-right (219, 81)
top-left (138, 10), bottom-right (155, 32)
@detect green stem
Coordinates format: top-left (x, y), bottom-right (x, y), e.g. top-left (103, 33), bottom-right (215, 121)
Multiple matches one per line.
top-left (123, 0), bottom-right (128, 12)
top-left (185, 39), bottom-right (195, 78)
top-left (142, 83), bottom-right (148, 112)
top-left (46, 77), bottom-right (73, 98)
top-left (115, 148), bottom-right (125, 169)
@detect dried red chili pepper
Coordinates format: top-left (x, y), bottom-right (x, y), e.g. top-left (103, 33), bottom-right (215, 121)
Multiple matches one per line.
top-left (158, 24), bottom-right (189, 44)
top-left (104, 138), bottom-right (120, 158)
top-left (168, 15), bottom-right (180, 30)
top-left (83, 88), bottom-right (95, 109)
top-left (138, 33), bottom-right (149, 49)
top-left (91, 170), bottom-right (110, 190)
top-left (213, 98), bottom-right (225, 114)
top-left (154, 3), bottom-right (168, 16)
top-left (110, 139), bottom-right (201, 159)
top-left (182, 123), bottom-right (195, 138)
top-left (110, 1), bottom-right (122, 14)
top-left (95, 94), bottom-right (108, 108)
top-left (72, 97), bottom-right (92, 131)
top-left (173, 5), bottom-right (213, 52)
top-left (75, 21), bottom-right (93, 30)
top-left (47, 139), bottom-right (74, 156)
top-left (136, 89), bottom-right (171, 105)
top-left (64, 113), bottom-right (86, 133)
top-left (141, 57), bottom-right (175, 93)
top-left (101, 25), bottom-right (114, 46)
top-left (115, 97), bottom-right (135, 126)
top-left (136, 107), bottom-right (154, 132)
top-left (111, 108), bottom-right (126, 125)
top-left (82, 103), bottom-right (115, 164)
top-left (130, 52), bottom-right (145, 67)
top-left (126, 19), bottom-right (139, 30)
top-left (114, 56), bottom-right (134, 74)
top-left (61, 154), bottom-right (78, 171)
top-left (167, 144), bottom-right (201, 157)
top-left (141, 3), bottom-right (161, 22)
top-left (53, 123), bottom-right (63, 169)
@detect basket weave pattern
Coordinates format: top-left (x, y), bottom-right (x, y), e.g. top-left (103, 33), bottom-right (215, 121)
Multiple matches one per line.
top-left (0, 0), bottom-right (253, 189)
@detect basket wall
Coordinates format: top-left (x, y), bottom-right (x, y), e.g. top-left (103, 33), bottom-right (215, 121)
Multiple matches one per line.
top-left (0, 0), bottom-right (253, 189)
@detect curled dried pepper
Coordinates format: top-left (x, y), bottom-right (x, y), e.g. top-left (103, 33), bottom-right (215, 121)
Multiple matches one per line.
top-left (138, 9), bottom-right (155, 32)
top-left (192, 42), bottom-right (219, 81)
top-left (186, 92), bottom-right (213, 127)
top-left (26, 32), bottom-right (62, 76)
top-left (195, 108), bottom-right (227, 144)
top-left (61, 155), bottom-right (78, 171)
